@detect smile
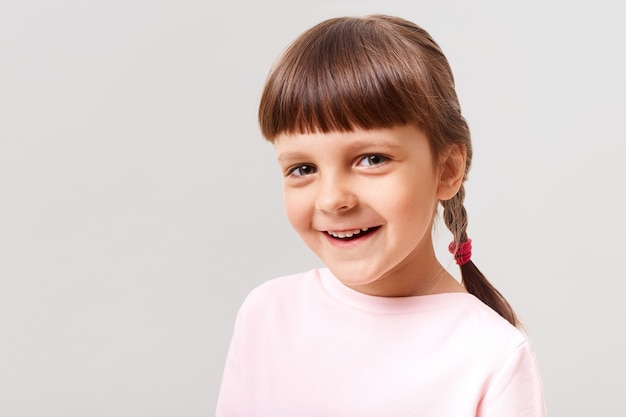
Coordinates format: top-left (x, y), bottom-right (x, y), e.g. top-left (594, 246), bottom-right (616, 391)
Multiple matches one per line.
top-left (325, 226), bottom-right (379, 240)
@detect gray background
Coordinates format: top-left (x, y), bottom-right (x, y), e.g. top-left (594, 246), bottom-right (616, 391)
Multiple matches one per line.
top-left (1, 0), bottom-right (624, 415)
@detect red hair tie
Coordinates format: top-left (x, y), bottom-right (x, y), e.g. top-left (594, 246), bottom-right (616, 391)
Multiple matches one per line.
top-left (448, 239), bottom-right (472, 266)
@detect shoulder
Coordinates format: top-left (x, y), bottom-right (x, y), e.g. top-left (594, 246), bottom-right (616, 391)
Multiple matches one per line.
top-left (245, 268), bottom-right (322, 299)
top-left (448, 294), bottom-right (536, 369)
top-left (457, 295), bottom-right (526, 340)
top-left (466, 299), bottom-right (546, 414)
top-left (238, 268), bottom-right (324, 315)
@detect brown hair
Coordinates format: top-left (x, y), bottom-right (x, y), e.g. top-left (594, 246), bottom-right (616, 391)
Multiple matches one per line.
top-left (258, 15), bottom-right (519, 327)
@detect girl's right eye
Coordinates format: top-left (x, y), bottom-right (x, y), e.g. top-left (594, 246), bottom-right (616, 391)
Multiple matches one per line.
top-left (287, 164), bottom-right (317, 177)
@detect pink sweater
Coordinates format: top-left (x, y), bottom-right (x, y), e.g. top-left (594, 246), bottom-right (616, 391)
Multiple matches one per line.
top-left (216, 268), bottom-right (546, 416)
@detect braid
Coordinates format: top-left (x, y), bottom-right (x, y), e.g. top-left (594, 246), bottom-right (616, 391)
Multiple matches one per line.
top-left (441, 186), bottom-right (519, 327)
top-left (442, 185), bottom-right (468, 243)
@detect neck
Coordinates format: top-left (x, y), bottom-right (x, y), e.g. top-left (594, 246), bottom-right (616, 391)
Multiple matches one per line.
top-left (345, 244), bottom-right (466, 297)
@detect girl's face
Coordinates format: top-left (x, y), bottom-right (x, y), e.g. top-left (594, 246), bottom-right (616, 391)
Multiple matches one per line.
top-left (274, 125), bottom-right (463, 296)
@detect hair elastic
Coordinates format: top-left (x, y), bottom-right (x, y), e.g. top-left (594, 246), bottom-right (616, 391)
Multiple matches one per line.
top-left (448, 239), bottom-right (472, 266)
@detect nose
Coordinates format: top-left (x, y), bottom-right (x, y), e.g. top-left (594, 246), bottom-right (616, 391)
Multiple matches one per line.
top-left (315, 174), bottom-right (358, 213)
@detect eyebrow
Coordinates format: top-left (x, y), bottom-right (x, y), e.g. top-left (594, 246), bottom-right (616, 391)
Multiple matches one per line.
top-left (349, 140), bottom-right (404, 152)
top-left (277, 152), bottom-right (308, 163)
top-left (277, 140), bottom-right (403, 163)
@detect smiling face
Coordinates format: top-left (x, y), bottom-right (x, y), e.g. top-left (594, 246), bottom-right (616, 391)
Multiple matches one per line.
top-left (275, 125), bottom-right (465, 296)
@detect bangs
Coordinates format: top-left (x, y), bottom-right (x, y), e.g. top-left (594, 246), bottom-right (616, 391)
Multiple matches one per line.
top-left (259, 16), bottom-right (448, 141)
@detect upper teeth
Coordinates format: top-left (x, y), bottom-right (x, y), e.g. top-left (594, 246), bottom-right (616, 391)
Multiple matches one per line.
top-left (327, 227), bottom-right (369, 238)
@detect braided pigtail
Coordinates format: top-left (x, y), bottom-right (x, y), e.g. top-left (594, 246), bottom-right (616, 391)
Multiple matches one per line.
top-left (442, 185), bottom-right (519, 327)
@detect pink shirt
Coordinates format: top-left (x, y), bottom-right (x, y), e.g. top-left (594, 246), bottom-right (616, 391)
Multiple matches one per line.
top-left (216, 268), bottom-right (546, 416)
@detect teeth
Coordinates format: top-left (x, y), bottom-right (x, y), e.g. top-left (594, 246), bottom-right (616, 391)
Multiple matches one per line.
top-left (327, 227), bottom-right (369, 239)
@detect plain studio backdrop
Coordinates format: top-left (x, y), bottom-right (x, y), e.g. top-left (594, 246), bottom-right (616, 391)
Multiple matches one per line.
top-left (1, 0), bottom-right (624, 415)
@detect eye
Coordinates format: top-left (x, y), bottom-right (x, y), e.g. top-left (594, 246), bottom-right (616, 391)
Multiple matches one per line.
top-left (357, 154), bottom-right (388, 167)
top-left (287, 164), bottom-right (317, 177)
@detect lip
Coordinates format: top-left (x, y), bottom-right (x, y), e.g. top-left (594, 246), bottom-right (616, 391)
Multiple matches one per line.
top-left (322, 225), bottom-right (381, 246)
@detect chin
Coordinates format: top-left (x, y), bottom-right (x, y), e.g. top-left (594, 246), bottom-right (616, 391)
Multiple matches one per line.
top-left (326, 264), bottom-right (384, 287)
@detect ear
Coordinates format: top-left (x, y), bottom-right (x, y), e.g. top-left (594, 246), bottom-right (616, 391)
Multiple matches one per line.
top-left (436, 144), bottom-right (466, 201)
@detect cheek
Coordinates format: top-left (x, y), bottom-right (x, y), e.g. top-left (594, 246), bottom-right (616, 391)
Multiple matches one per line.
top-left (385, 180), bottom-right (439, 226)
top-left (390, 197), bottom-right (432, 228)
top-left (282, 189), bottom-right (310, 232)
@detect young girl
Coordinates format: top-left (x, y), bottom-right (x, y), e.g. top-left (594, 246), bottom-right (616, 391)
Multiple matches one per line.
top-left (217, 14), bottom-right (546, 416)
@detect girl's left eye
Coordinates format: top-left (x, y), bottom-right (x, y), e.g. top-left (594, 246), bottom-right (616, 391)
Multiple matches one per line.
top-left (357, 154), bottom-right (388, 167)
